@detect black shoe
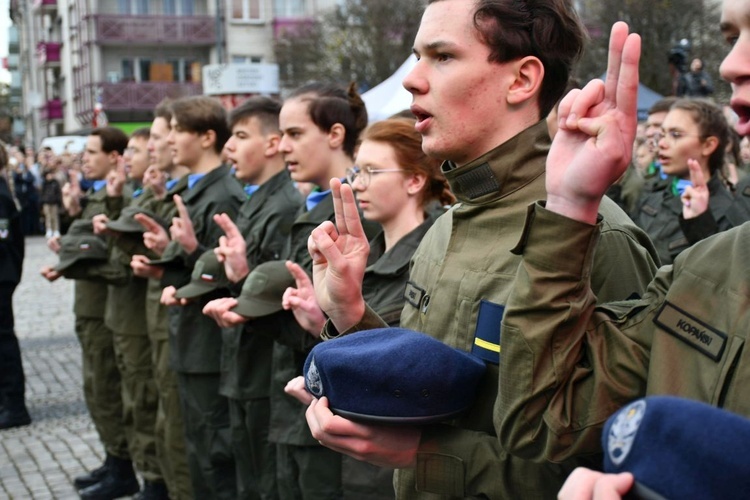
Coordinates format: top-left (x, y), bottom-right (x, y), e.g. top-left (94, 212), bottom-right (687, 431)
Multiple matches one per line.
top-left (133, 480), bottom-right (169, 500)
top-left (78, 456), bottom-right (140, 500)
top-left (73, 456), bottom-right (111, 490)
top-left (0, 407), bottom-right (31, 430)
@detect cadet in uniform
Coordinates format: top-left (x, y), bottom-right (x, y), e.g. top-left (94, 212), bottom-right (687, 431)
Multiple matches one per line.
top-left (43, 127), bottom-right (140, 498)
top-left (303, 2), bottom-right (660, 498)
top-left (155, 96), bottom-right (245, 499)
top-left (0, 145), bottom-right (29, 430)
top-left (496, 11), bottom-right (750, 484)
top-left (203, 96), bottom-right (303, 499)
top-left (94, 128), bottom-right (168, 499)
top-left (130, 101), bottom-right (193, 500)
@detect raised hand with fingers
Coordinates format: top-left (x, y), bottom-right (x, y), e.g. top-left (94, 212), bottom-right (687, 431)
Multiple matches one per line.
top-left (308, 178), bottom-right (370, 332)
top-left (62, 173), bottom-right (82, 216)
top-left (143, 165), bottom-right (167, 199)
top-left (106, 156), bottom-right (127, 197)
top-left (681, 159), bottom-right (709, 219)
top-left (546, 22), bottom-right (641, 224)
top-left (170, 194), bottom-right (198, 255)
top-left (281, 261), bottom-right (326, 336)
top-left (135, 213), bottom-right (170, 256)
top-left (213, 213), bottom-right (249, 282)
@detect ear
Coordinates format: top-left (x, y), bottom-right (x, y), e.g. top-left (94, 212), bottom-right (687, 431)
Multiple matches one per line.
top-left (701, 136), bottom-right (719, 158)
top-left (328, 123), bottom-right (346, 150)
top-left (506, 56), bottom-right (545, 108)
top-left (107, 150), bottom-right (120, 168)
top-left (200, 130), bottom-right (217, 150)
top-left (265, 134), bottom-right (281, 157)
top-left (406, 172), bottom-right (428, 197)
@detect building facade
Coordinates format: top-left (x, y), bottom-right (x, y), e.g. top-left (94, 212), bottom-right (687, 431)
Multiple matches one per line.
top-left (10, 0), bottom-right (339, 147)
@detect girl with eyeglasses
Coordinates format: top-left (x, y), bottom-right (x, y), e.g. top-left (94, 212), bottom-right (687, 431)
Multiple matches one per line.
top-left (634, 98), bottom-right (739, 264)
top-left (282, 117), bottom-right (455, 499)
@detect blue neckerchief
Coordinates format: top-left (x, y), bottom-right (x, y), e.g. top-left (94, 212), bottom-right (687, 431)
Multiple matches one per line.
top-left (672, 178), bottom-right (692, 197)
top-left (306, 188), bottom-right (331, 211)
top-left (187, 173), bottom-right (206, 190)
top-left (165, 178), bottom-right (179, 191)
top-left (244, 184), bottom-right (260, 198)
top-left (92, 180), bottom-right (107, 192)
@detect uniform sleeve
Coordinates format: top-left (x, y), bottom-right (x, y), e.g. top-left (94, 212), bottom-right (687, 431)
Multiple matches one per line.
top-left (497, 202), bottom-right (658, 462)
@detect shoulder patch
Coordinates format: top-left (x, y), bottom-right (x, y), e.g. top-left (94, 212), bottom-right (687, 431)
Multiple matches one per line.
top-left (607, 399), bottom-right (646, 467)
top-left (653, 302), bottom-right (727, 361)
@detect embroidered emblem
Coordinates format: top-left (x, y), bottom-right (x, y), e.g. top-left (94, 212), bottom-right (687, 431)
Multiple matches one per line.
top-left (306, 358), bottom-right (323, 397)
top-left (608, 399), bottom-right (647, 466)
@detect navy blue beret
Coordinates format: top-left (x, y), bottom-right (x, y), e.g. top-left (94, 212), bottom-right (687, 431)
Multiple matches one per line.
top-left (304, 328), bottom-right (486, 424)
top-left (603, 396), bottom-right (750, 499)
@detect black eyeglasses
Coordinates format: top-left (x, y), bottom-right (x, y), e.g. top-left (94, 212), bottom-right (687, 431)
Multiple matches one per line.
top-left (345, 165), bottom-right (403, 188)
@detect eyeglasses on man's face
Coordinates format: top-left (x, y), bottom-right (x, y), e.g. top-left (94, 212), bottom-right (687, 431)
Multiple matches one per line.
top-left (345, 165), bottom-right (403, 188)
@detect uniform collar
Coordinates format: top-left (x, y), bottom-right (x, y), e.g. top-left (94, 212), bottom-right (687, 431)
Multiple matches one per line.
top-left (442, 120), bottom-right (549, 205)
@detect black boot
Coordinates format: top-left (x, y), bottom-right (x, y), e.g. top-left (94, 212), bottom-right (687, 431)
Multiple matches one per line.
top-left (0, 406), bottom-right (31, 430)
top-left (78, 455), bottom-right (140, 499)
top-left (73, 455), bottom-right (111, 490)
top-left (133, 480), bottom-right (169, 500)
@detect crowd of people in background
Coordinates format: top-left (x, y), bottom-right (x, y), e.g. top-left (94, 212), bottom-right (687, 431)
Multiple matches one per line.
top-left (2, 0), bottom-right (750, 499)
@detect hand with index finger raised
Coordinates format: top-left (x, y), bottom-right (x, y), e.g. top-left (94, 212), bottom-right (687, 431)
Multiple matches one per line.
top-left (170, 194), bottom-right (198, 254)
top-left (681, 158), bottom-right (710, 220)
top-left (135, 213), bottom-right (170, 256)
top-left (213, 213), bottom-right (249, 282)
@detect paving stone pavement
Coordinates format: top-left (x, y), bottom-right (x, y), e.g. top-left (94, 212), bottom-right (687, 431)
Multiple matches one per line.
top-left (0, 236), bottom-right (132, 499)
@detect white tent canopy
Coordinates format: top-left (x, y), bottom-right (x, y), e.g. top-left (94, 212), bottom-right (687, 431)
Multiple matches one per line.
top-left (362, 55), bottom-right (417, 123)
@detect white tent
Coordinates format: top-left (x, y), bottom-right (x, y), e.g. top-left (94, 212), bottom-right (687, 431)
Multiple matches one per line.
top-left (362, 55), bottom-right (417, 123)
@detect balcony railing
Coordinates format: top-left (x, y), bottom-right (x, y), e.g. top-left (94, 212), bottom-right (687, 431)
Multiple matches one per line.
top-left (92, 15), bottom-right (216, 45)
top-left (272, 17), bottom-right (316, 39)
top-left (40, 99), bottom-right (63, 121)
top-left (33, 0), bottom-right (57, 11)
top-left (37, 42), bottom-right (62, 66)
top-left (84, 81), bottom-right (203, 113)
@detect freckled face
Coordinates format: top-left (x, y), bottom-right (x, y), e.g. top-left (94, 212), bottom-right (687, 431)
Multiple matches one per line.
top-left (403, 0), bottom-right (515, 166)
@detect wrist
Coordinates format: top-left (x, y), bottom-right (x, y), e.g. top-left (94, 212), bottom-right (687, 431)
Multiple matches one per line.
top-left (545, 194), bottom-right (600, 225)
top-left (329, 298), bottom-right (366, 334)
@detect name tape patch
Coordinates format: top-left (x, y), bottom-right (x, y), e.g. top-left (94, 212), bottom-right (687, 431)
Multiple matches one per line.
top-left (654, 302), bottom-right (727, 361)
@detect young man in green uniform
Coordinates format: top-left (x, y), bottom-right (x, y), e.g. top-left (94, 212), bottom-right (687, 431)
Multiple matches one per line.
top-left (42, 127), bottom-right (140, 498)
top-left (92, 128), bottom-right (169, 499)
top-left (205, 96), bottom-right (303, 499)
top-left (152, 96), bottom-right (245, 499)
top-left (495, 2), bottom-right (750, 495)
top-left (130, 101), bottom-right (193, 500)
top-left (302, 1), bottom-right (660, 498)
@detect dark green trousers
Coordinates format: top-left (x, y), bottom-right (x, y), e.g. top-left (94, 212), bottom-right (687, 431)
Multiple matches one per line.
top-left (229, 397), bottom-right (277, 500)
top-left (276, 443), bottom-right (342, 500)
top-left (75, 317), bottom-right (129, 459)
top-left (177, 372), bottom-right (237, 499)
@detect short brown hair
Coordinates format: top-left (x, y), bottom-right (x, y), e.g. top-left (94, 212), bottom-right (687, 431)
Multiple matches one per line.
top-left (170, 96), bottom-right (230, 154)
top-left (228, 96), bottom-right (282, 134)
top-left (90, 127), bottom-right (129, 155)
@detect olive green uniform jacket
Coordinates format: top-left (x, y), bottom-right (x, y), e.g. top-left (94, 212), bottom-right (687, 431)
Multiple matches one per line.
top-left (343, 121), bottom-right (659, 499)
top-left (219, 169), bottom-right (303, 400)
top-left (498, 203), bottom-right (750, 465)
top-left (165, 165), bottom-right (246, 374)
top-left (634, 175), bottom-right (735, 265)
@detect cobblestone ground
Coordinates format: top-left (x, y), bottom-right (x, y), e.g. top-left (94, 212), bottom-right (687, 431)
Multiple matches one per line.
top-left (0, 236), bottom-right (109, 499)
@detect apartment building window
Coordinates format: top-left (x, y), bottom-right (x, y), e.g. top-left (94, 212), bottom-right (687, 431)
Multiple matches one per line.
top-left (231, 0), bottom-right (263, 22)
top-left (164, 0), bottom-right (195, 15)
top-left (118, 0), bottom-right (150, 14)
top-left (274, 0), bottom-right (306, 17)
top-left (120, 57), bottom-right (201, 83)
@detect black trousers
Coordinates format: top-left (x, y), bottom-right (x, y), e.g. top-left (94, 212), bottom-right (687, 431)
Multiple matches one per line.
top-left (0, 283), bottom-right (26, 411)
